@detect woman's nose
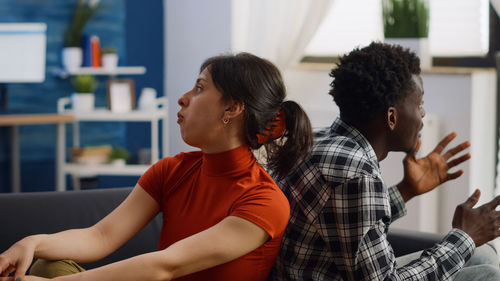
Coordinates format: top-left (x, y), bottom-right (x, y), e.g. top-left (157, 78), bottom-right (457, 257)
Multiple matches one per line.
top-left (178, 91), bottom-right (189, 107)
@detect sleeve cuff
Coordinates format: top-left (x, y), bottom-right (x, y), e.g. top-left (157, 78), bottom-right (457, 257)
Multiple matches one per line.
top-left (443, 228), bottom-right (476, 262)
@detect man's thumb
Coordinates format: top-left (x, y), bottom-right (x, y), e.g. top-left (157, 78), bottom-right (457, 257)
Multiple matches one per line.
top-left (463, 189), bottom-right (481, 208)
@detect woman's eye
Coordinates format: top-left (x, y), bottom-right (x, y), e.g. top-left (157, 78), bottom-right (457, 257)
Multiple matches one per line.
top-left (195, 86), bottom-right (202, 93)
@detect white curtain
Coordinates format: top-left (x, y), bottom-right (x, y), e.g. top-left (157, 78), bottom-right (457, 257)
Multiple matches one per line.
top-left (231, 0), bottom-right (333, 70)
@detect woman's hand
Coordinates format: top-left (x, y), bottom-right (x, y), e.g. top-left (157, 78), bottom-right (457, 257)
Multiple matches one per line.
top-left (0, 236), bottom-right (39, 280)
top-left (397, 132), bottom-right (471, 202)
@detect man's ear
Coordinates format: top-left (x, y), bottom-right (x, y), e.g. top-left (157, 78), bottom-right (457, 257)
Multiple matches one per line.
top-left (224, 100), bottom-right (245, 119)
top-left (386, 106), bottom-right (397, 131)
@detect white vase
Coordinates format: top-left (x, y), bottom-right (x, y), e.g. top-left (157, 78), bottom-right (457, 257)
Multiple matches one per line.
top-left (62, 47), bottom-right (83, 72)
top-left (384, 38), bottom-right (431, 70)
top-left (138, 87), bottom-right (157, 111)
top-left (101, 53), bottom-right (118, 71)
top-left (71, 93), bottom-right (95, 112)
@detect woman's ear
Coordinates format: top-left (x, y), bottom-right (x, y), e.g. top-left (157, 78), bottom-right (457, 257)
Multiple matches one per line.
top-left (386, 106), bottom-right (397, 131)
top-left (224, 101), bottom-right (245, 119)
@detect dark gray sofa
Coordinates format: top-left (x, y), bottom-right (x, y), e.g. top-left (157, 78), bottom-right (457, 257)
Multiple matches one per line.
top-left (0, 187), bottom-right (161, 269)
top-left (0, 187), bottom-right (443, 270)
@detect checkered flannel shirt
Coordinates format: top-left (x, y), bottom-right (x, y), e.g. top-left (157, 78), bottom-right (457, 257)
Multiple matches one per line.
top-left (268, 117), bottom-right (475, 281)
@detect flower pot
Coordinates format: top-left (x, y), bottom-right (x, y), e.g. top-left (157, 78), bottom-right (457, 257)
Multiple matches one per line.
top-left (110, 158), bottom-right (126, 166)
top-left (62, 47), bottom-right (83, 72)
top-left (71, 92), bottom-right (95, 112)
top-left (384, 38), bottom-right (431, 69)
top-left (101, 53), bottom-right (118, 71)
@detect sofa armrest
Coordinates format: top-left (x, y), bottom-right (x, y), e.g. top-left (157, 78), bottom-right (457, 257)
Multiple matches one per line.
top-left (388, 228), bottom-right (444, 257)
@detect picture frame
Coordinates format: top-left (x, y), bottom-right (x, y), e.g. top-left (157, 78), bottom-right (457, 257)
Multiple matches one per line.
top-left (106, 79), bottom-right (136, 113)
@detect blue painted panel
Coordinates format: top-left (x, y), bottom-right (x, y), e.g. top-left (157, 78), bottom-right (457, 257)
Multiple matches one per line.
top-left (0, 0), bottom-right (128, 191)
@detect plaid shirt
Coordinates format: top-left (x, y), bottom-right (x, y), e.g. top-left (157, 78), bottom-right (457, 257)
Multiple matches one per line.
top-left (268, 117), bottom-right (475, 281)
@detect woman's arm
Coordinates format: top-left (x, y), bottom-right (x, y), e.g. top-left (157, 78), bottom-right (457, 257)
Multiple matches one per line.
top-left (0, 185), bottom-right (159, 279)
top-left (55, 216), bottom-right (270, 281)
top-left (35, 185), bottom-right (159, 262)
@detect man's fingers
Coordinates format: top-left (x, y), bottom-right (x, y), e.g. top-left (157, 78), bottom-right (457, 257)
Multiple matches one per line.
top-left (462, 189), bottom-right (481, 208)
top-left (413, 139), bottom-right (421, 156)
top-left (446, 170), bottom-right (464, 181)
top-left (443, 141), bottom-right (471, 160)
top-left (482, 194), bottom-right (500, 211)
top-left (447, 153), bottom-right (471, 168)
top-left (433, 132), bottom-right (457, 154)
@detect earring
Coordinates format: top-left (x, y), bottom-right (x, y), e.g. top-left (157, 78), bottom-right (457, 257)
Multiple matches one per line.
top-left (222, 118), bottom-right (229, 124)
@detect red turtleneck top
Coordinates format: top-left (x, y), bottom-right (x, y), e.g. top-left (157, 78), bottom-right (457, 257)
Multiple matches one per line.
top-left (138, 145), bottom-right (290, 281)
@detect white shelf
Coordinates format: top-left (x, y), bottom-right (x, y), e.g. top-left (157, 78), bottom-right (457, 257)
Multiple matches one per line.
top-left (61, 108), bottom-right (166, 121)
top-left (64, 163), bottom-right (150, 177)
top-left (56, 97), bottom-right (169, 191)
top-left (55, 66), bottom-right (146, 78)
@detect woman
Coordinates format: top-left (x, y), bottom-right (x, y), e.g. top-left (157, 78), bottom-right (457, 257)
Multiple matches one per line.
top-left (0, 53), bottom-right (313, 281)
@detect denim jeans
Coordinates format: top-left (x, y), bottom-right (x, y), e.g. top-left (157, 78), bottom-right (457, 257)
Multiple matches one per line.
top-left (396, 243), bottom-right (500, 281)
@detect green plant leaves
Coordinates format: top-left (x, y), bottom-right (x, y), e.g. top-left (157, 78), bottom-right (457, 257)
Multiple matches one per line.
top-left (383, 0), bottom-right (429, 38)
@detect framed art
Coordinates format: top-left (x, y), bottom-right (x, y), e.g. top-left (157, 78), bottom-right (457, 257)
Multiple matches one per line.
top-left (106, 79), bottom-right (136, 113)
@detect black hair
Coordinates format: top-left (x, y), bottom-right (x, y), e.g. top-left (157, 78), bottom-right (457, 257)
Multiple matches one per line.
top-left (201, 53), bottom-right (313, 179)
top-left (329, 42), bottom-right (421, 122)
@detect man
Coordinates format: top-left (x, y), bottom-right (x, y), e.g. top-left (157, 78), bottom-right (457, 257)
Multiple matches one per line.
top-left (269, 42), bottom-right (500, 280)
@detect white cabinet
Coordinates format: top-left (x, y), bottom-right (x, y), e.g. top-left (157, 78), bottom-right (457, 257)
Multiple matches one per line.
top-left (56, 96), bottom-right (168, 191)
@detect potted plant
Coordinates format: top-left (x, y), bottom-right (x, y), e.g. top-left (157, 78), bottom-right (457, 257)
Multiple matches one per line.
top-left (71, 75), bottom-right (98, 112)
top-left (62, 0), bottom-right (99, 71)
top-left (382, 0), bottom-right (431, 68)
top-left (101, 47), bottom-right (119, 70)
top-left (109, 146), bottom-right (130, 166)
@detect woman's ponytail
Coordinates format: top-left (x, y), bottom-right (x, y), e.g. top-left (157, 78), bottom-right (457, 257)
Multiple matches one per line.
top-left (264, 100), bottom-right (313, 179)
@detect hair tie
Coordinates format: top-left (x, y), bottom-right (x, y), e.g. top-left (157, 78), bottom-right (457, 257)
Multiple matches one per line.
top-left (256, 110), bottom-right (286, 144)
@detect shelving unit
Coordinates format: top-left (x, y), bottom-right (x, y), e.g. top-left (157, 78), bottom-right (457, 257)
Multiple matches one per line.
top-left (54, 66), bottom-right (147, 78)
top-left (57, 96), bottom-right (168, 191)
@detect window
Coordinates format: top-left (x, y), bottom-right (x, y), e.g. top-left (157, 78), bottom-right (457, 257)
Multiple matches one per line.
top-left (304, 0), bottom-right (490, 58)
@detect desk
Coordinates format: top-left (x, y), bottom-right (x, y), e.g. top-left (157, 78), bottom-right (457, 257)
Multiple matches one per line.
top-left (0, 114), bottom-right (74, 192)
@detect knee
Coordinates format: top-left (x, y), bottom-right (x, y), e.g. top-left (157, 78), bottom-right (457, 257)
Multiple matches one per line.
top-left (474, 264), bottom-right (500, 280)
top-left (466, 243), bottom-right (500, 267)
top-left (29, 259), bottom-right (83, 278)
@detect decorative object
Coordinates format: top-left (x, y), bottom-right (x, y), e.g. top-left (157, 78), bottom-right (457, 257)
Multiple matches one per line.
top-left (109, 146), bottom-right (130, 166)
top-left (62, 0), bottom-right (100, 71)
top-left (62, 47), bottom-right (83, 72)
top-left (70, 145), bottom-right (112, 165)
top-left (101, 47), bottom-right (118, 70)
top-left (138, 87), bottom-right (157, 111)
top-left (107, 79), bottom-right (135, 113)
top-left (382, 0), bottom-right (431, 68)
top-left (71, 75), bottom-right (98, 112)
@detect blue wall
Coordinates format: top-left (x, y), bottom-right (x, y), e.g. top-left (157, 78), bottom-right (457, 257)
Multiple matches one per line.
top-left (0, 0), bottom-right (164, 192)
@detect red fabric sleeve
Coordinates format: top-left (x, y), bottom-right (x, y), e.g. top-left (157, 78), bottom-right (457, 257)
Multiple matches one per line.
top-left (230, 184), bottom-right (290, 239)
top-left (137, 158), bottom-right (166, 205)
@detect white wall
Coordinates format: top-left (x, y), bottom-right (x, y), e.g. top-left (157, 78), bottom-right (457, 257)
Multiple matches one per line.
top-left (283, 67), bottom-right (339, 128)
top-left (164, 0), bottom-right (232, 155)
